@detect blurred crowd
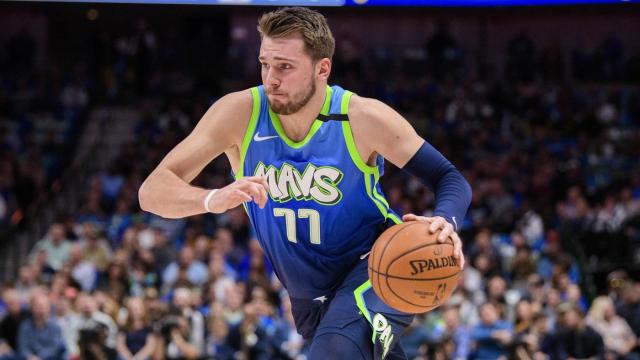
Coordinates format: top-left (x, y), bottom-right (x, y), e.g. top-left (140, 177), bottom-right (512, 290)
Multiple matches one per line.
top-left (2, 9), bottom-right (640, 360)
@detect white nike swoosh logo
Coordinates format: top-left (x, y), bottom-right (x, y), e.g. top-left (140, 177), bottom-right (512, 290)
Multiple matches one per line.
top-left (360, 251), bottom-right (371, 260)
top-left (313, 295), bottom-right (328, 303)
top-left (254, 132), bottom-right (279, 142)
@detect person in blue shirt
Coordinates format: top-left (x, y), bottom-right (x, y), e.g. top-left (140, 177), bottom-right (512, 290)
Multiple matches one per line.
top-left (17, 293), bottom-right (66, 360)
top-left (471, 302), bottom-right (513, 360)
top-left (139, 7), bottom-right (471, 359)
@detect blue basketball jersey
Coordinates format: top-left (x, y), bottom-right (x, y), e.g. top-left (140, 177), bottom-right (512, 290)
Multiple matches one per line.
top-left (239, 85), bottom-right (400, 299)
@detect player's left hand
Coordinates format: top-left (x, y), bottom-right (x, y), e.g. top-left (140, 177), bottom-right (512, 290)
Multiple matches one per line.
top-left (402, 214), bottom-right (465, 270)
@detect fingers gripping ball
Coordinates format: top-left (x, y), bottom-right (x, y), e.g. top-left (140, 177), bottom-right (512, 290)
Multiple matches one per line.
top-left (368, 222), bottom-right (461, 314)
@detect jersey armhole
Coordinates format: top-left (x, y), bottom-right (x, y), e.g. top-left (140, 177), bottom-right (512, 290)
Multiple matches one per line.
top-left (340, 91), bottom-right (378, 176)
top-left (341, 91), bottom-right (402, 225)
top-left (237, 87), bottom-right (261, 179)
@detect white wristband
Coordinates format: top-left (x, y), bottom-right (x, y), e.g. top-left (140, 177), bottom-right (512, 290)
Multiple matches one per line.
top-left (203, 189), bottom-right (219, 213)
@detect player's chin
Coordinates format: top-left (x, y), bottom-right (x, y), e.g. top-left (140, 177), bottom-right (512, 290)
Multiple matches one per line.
top-left (269, 100), bottom-right (288, 113)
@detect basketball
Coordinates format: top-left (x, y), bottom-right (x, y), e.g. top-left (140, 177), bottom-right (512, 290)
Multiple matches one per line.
top-left (368, 222), bottom-right (461, 314)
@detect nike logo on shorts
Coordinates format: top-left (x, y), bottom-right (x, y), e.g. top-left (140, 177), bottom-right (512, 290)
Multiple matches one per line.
top-left (254, 132), bottom-right (279, 142)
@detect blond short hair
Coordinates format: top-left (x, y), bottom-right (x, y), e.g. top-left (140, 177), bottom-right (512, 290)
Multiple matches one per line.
top-left (257, 7), bottom-right (335, 61)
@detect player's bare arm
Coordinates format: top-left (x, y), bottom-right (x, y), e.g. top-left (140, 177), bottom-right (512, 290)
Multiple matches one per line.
top-left (138, 90), bottom-right (268, 219)
top-left (348, 95), bottom-right (469, 268)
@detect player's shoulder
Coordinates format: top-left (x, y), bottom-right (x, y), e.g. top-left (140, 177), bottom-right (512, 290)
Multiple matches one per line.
top-left (202, 88), bottom-right (255, 128)
top-left (347, 94), bottom-right (394, 125)
top-left (211, 88), bottom-right (254, 114)
top-left (195, 88), bottom-right (256, 144)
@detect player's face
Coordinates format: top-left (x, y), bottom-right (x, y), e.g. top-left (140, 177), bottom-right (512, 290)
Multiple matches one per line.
top-left (259, 35), bottom-right (317, 115)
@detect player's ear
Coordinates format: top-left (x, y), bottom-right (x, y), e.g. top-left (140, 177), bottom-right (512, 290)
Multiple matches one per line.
top-left (316, 58), bottom-right (331, 81)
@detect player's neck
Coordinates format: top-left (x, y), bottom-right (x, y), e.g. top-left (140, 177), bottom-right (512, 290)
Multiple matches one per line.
top-left (278, 84), bottom-right (327, 142)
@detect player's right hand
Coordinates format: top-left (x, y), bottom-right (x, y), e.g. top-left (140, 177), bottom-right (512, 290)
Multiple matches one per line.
top-left (206, 176), bottom-right (269, 213)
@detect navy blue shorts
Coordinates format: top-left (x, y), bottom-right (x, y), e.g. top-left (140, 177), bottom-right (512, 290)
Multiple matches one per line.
top-left (290, 259), bottom-right (415, 359)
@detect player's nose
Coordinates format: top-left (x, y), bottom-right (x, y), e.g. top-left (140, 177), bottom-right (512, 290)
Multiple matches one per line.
top-left (265, 69), bottom-right (280, 88)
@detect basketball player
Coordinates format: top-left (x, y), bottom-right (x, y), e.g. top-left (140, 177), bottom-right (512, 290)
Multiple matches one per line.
top-left (139, 7), bottom-right (471, 359)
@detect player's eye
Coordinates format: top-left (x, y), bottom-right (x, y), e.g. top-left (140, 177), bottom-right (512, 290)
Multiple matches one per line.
top-left (261, 63), bottom-right (269, 69)
top-left (280, 64), bottom-right (292, 70)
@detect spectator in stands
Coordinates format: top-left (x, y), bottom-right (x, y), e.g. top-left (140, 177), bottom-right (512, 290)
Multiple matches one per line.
top-left (106, 198), bottom-right (134, 247)
top-left (512, 312), bottom-right (554, 360)
top-left (471, 302), bottom-right (513, 359)
top-left (53, 294), bottom-right (81, 359)
top-left (273, 294), bottom-right (305, 359)
top-left (116, 297), bottom-right (156, 360)
top-left (618, 284), bottom-right (640, 338)
top-left (514, 298), bottom-right (535, 335)
top-left (586, 296), bottom-right (638, 359)
top-left (29, 222), bottom-right (71, 272)
top-left (221, 284), bottom-right (245, 327)
top-left (510, 245), bottom-right (537, 292)
top-left (162, 247), bottom-right (208, 292)
top-left (152, 307), bottom-right (201, 360)
top-left (206, 251), bottom-right (236, 304)
top-left (237, 238), bottom-right (272, 289)
top-left (17, 292), bottom-right (66, 360)
top-left (226, 296), bottom-right (273, 359)
top-left (150, 228), bottom-right (176, 274)
top-left (485, 276), bottom-right (511, 319)
top-left (441, 306), bottom-right (471, 360)
top-left (0, 289), bottom-right (27, 359)
top-left (171, 288), bottom-right (205, 355)
top-left (552, 302), bottom-right (605, 359)
top-left (75, 293), bottom-right (119, 350)
top-left (79, 222), bottom-right (113, 272)
top-left (67, 243), bottom-right (97, 292)
top-left (96, 262), bottom-right (130, 302)
top-left (205, 309), bottom-right (234, 359)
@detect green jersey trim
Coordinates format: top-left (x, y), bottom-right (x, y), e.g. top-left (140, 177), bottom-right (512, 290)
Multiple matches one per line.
top-left (340, 91), bottom-right (401, 225)
top-left (238, 87), bottom-right (262, 179)
top-left (354, 280), bottom-right (373, 325)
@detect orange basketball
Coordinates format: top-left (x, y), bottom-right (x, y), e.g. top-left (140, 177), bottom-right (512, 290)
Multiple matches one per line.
top-left (368, 221), bottom-right (461, 314)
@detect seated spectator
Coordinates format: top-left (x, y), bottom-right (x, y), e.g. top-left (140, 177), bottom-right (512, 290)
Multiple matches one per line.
top-left (514, 298), bottom-right (535, 335)
top-left (96, 262), bottom-right (130, 302)
top-left (54, 294), bottom-right (81, 359)
top-left (552, 302), bottom-right (604, 359)
top-left (67, 243), bottom-right (97, 292)
top-left (512, 312), bottom-right (555, 360)
top-left (586, 296), bottom-right (638, 359)
top-left (171, 288), bottom-right (205, 355)
top-left (75, 293), bottom-right (119, 350)
top-left (17, 292), bottom-right (66, 360)
top-left (116, 297), bottom-right (156, 360)
top-left (226, 301), bottom-right (273, 360)
top-left (162, 247), bottom-right (208, 292)
top-left (79, 222), bottom-right (113, 272)
top-left (29, 222), bottom-right (71, 272)
top-left (470, 302), bottom-right (513, 359)
top-left (205, 312), bottom-right (234, 360)
top-left (152, 307), bottom-right (201, 360)
top-left (272, 294), bottom-right (305, 359)
top-left (205, 251), bottom-right (236, 304)
top-left (442, 306), bottom-right (471, 360)
top-left (618, 284), bottom-right (640, 338)
top-left (237, 238), bottom-right (273, 290)
top-left (0, 289), bottom-right (27, 359)
top-left (79, 322), bottom-right (118, 360)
